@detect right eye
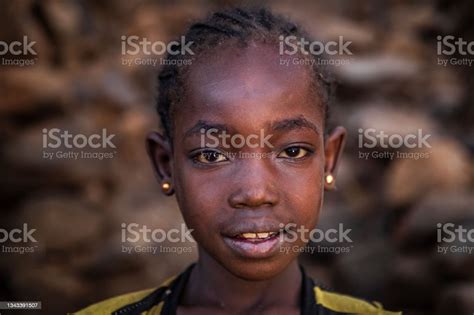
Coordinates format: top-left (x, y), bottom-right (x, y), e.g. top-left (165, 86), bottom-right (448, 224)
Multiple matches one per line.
top-left (192, 150), bottom-right (228, 164)
top-left (277, 146), bottom-right (312, 159)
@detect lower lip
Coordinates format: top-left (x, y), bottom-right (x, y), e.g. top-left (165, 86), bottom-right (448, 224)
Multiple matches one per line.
top-left (223, 234), bottom-right (283, 258)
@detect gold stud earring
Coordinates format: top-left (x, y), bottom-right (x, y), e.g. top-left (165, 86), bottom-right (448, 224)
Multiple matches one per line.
top-left (162, 182), bottom-right (171, 193)
top-left (325, 174), bottom-right (334, 185)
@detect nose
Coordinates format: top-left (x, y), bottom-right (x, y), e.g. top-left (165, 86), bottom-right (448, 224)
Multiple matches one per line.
top-left (227, 160), bottom-right (279, 209)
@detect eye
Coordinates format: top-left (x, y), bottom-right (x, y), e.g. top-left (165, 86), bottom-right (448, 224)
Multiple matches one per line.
top-left (278, 146), bottom-right (312, 159)
top-left (193, 150), bottom-right (228, 164)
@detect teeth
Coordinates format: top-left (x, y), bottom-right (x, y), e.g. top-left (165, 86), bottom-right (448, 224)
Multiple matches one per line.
top-left (241, 233), bottom-right (257, 238)
top-left (240, 232), bottom-right (276, 239)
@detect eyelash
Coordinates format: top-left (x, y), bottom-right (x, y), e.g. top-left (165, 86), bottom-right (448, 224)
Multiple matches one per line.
top-left (191, 149), bottom-right (229, 165)
top-left (190, 145), bottom-right (314, 165)
top-left (277, 145), bottom-right (314, 160)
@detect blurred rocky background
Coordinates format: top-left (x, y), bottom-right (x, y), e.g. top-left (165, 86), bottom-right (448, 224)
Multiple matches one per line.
top-left (0, 0), bottom-right (473, 314)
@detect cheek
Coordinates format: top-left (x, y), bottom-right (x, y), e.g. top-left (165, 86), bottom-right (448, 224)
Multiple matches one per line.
top-left (299, 178), bottom-right (323, 226)
top-left (173, 162), bottom-right (223, 236)
top-left (280, 162), bottom-right (324, 226)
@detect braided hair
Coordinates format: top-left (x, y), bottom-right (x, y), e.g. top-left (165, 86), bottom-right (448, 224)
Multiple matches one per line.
top-left (157, 7), bottom-right (334, 141)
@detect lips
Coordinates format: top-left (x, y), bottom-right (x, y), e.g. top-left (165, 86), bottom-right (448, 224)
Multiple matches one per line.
top-left (222, 220), bottom-right (283, 238)
top-left (221, 221), bottom-right (288, 258)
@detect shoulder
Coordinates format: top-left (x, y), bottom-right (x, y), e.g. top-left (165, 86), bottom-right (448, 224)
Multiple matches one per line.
top-left (314, 286), bottom-right (402, 315)
top-left (73, 276), bottom-right (175, 315)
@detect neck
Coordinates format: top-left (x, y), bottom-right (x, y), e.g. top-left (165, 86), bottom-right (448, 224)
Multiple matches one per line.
top-left (180, 250), bottom-right (302, 313)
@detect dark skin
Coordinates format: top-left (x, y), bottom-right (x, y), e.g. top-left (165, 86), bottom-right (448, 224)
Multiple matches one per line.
top-left (147, 42), bottom-right (346, 315)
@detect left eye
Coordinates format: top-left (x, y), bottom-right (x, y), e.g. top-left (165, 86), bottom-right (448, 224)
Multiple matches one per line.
top-left (193, 150), bottom-right (228, 164)
top-left (278, 147), bottom-right (311, 159)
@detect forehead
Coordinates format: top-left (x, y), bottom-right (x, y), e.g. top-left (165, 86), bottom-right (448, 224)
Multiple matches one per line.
top-left (184, 41), bottom-right (315, 109)
top-left (171, 42), bottom-right (324, 140)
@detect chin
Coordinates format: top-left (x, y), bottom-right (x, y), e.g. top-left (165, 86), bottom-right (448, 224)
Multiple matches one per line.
top-left (221, 256), bottom-right (295, 281)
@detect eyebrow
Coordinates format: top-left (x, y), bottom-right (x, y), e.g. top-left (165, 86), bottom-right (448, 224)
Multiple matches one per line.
top-left (184, 120), bottom-right (231, 138)
top-left (271, 116), bottom-right (320, 135)
top-left (184, 116), bottom-right (320, 139)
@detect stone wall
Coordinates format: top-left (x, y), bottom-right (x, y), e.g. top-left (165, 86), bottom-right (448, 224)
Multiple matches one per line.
top-left (0, 1), bottom-right (472, 314)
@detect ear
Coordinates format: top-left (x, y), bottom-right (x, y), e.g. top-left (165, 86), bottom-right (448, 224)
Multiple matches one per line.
top-left (146, 131), bottom-right (174, 195)
top-left (324, 126), bottom-right (346, 191)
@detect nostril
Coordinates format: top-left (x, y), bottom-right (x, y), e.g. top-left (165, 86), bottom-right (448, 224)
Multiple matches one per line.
top-left (228, 188), bottom-right (278, 209)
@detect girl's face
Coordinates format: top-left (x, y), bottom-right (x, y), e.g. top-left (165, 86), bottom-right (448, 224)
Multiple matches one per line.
top-left (148, 43), bottom-right (345, 281)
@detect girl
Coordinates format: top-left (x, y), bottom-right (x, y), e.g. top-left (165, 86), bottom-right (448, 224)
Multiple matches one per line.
top-left (77, 7), bottom-right (400, 315)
